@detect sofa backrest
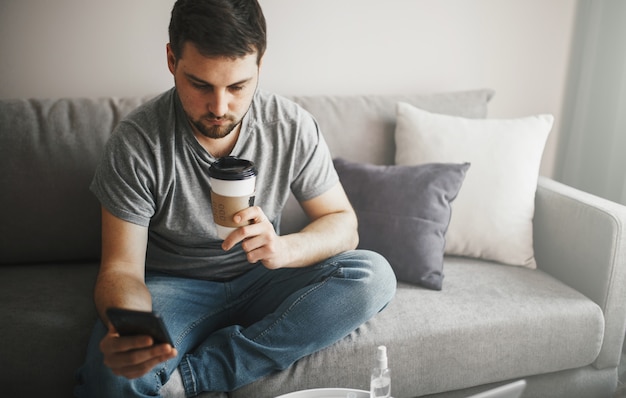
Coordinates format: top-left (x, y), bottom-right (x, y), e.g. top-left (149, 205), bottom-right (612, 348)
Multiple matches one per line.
top-left (290, 90), bottom-right (494, 165)
top-left (282, 90), bottom-right (494, 232)
top-left (0, 96), bottom-right (154, 264)
top-left (0, 89), bottom-right (493, 264)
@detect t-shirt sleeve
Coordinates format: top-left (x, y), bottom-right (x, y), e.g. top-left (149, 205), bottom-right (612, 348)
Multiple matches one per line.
top-left (90, 121), bottom-right (157, 227)
top-left (289, 112), bottom-right (339, 203)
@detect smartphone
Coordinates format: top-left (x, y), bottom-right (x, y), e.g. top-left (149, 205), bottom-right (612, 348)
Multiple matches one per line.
top-left (106, 307), bottom-right (174, 346)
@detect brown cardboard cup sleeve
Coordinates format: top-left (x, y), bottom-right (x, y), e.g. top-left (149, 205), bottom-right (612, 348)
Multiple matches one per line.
top-left (210, 191), bottom-right (255, 228)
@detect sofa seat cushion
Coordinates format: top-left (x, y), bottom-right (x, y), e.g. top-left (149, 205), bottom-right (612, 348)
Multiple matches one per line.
top-left (230, 257), bottom-right (604, 398)
top-left (0, 262), bottom-right (99, 397)
top-left (382, 258), bottom-right (604, 396)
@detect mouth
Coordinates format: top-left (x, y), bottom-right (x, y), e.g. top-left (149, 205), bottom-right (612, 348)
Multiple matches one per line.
top-left (207, 119), bottom-right (226, 126)
top-left (206, 115), bottom-right (233, 126)
top-left (189, 112), bottom-right (240, 140)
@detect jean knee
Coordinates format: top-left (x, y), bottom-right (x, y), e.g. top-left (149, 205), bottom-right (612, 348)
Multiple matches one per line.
top-left (340, 250), bottom-right (397, 308)
top-left (364, 250), bottom-right (396, 293)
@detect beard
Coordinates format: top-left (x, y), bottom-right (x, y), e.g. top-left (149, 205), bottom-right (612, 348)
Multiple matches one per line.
top-left (189, 113), bottom-right (242, 140)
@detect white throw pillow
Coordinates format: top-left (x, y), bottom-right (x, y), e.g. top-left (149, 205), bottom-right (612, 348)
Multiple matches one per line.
top-left (394, 102), bottom-right (553, 268)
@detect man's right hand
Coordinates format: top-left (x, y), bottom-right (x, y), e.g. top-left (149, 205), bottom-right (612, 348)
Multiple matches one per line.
top-left (99, 328), bottom-right (178, 379)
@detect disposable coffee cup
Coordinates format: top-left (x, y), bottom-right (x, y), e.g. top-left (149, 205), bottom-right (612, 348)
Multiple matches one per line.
top-left (209, 156), bottom-right (257, 240)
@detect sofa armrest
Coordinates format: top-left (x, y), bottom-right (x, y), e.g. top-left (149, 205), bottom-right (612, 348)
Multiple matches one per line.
top-left (534, 176), bottom-right (626, 369)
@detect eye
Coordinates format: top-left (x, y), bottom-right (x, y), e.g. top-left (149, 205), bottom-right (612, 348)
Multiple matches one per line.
top-left (229, 85), bottom-right (245, 92)
top-left (192, 82), bottom-right (210, 91)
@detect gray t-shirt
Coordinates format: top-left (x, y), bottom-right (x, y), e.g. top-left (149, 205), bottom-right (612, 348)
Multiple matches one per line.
top-left (90, 88), bottom-right (338, 280)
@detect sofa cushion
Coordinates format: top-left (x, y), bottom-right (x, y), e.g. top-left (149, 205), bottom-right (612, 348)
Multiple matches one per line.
top-left (0, 97), bottom-right (153, 264)
top-left (290, 89), bottom-right (494, 166)
top-left (333, 158), bottom-right (469, 290)
top-left (395, 103), bottom-right (552, 268)
top-left (230, 258), bottom-right (604, 398)
top-left (0, 262), bottom-right (99, 397)
top-left (281, 89), bottom-right (494, 234)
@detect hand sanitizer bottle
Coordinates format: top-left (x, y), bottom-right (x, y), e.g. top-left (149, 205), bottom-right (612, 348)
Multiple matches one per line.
top-left (370, 345), bottom-right (391, 398)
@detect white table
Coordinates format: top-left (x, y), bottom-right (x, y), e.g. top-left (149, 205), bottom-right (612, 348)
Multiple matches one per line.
top-left (275, 388), bottom-right (370, 398)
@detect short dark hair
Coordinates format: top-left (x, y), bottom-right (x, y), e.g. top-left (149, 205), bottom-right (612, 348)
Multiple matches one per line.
top-left (168, 0), bottom-right (266, 64)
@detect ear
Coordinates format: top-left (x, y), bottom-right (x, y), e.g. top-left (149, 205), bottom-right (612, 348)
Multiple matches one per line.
top-left (166, 43), bottom-right (177, 75)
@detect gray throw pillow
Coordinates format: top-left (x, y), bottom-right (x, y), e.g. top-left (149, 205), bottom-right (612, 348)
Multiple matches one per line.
top-left (334, 158), bottom-right (470, 290)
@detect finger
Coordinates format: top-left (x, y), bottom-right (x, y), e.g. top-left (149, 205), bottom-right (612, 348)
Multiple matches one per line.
top-left (246, 244), bottom-right (269, 265)
top-left (113, 350), bottom-right (176, 379)
top-left (221, 226), bottom-right (246, 251)
top-left (222, 208), bottom-right (268, 251)
top-left (236, 222), bottom-right (272, 253)
top-left (100, 333), bottom-right (154, 355)
top-left (241, 226), bottom-right (283, 266)
top-left (233, 206), bottom-right (265, 225)
top-left (107, 344), bottom-right (177, 378)
top-left (240, 231), bottom-right (267, 256)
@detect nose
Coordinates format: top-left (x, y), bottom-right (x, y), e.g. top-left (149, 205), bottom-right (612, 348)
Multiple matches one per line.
top-left (208, 89), bottom-right (229, 118)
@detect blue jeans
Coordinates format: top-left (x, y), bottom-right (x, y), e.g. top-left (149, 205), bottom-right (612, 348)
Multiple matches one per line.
top-left (74, 250), bottom-right (396, 397)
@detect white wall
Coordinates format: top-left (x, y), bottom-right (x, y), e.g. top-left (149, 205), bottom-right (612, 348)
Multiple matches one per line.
top-left (0, 0), bottom-right (577, 177)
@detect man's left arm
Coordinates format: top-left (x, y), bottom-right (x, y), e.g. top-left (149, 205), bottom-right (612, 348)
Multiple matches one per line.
top-left (221, 181), bottom-right (358, 269)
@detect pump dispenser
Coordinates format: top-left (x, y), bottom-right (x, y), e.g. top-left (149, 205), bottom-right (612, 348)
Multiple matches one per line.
top-left (370, 345), bottom-right (391, 398)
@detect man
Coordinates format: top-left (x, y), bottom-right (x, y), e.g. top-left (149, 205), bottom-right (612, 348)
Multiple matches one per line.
top-left (75, 0), bottom-right (396, 396)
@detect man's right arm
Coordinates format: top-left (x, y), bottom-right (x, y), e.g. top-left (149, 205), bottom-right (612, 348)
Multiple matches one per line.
top-left (95, 206), bottom-right (152, 322)
top-left (95, 206), bottom-right (177, 379)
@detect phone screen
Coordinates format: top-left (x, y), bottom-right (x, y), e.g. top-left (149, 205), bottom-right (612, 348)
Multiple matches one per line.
top-left (106, 308), bottom-right (174, 346)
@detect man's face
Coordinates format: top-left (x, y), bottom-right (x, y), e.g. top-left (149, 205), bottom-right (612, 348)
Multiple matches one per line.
top-left (167, 42), bottom-right (260, 140)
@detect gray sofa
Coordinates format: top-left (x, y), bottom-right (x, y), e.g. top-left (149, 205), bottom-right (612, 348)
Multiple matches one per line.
top-left (1, 89), bottom-right (625, 398)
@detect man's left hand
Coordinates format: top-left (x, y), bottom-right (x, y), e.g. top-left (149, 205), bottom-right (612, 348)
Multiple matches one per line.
top-left (221, 206), bottom-right (288, 269)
